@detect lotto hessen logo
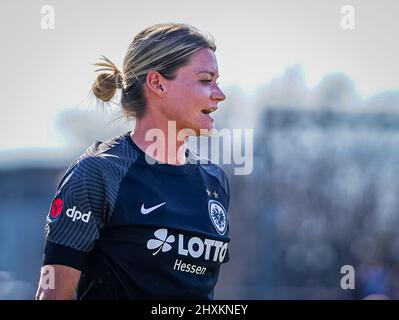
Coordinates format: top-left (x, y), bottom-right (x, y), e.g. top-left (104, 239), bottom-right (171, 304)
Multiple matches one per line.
top-left (146, 228), bottom-right (228, 262)
top-left (50, 198), bottom-right (63, 219)
top-left (147, 228), bottom-right (175, 255)
top-left (208, 200), bottom-right (228, 235)
top-left (66, 206), bottom-right (91, 223)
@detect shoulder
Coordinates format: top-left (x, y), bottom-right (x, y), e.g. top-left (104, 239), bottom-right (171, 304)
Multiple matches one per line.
top-left (67, 132), bottom-right (140, 180)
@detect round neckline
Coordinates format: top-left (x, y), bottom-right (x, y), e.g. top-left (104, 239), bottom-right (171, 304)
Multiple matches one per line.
top-left (124, 131), bottom-right (197, 175)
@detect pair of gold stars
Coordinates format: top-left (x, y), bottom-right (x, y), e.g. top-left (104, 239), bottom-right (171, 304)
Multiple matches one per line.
top-left (206, 189), bottom-right (219, 199)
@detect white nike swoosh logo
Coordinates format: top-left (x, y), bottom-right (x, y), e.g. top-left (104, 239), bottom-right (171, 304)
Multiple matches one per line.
top-left (140, 202), bottom-right (166, 214)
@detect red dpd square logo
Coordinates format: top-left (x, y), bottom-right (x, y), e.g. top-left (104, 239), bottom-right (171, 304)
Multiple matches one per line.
top-left (50, 198), bottom-right (63, 218)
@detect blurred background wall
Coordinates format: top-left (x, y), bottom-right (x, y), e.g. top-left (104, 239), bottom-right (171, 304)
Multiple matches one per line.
top-left (1, 0), bottom-right (399, 299)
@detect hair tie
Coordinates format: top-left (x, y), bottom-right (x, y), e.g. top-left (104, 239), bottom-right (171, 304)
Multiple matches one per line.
top-left (115, 72), bottom-right (124, 90)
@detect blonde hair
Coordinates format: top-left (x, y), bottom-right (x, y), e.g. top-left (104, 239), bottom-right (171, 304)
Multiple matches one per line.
top-left (92, 23), bottom-right (216, 119)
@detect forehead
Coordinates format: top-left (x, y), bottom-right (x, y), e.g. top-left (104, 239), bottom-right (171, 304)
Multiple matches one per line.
top-left (178, 48), bottom-right (219, 77)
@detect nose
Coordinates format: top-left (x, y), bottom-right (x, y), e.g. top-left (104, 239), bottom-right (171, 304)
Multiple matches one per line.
top-left (211, 84), bottom-right (226, 102)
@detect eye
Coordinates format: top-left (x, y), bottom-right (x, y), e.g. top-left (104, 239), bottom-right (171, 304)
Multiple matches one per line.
top-left (200, 80), bottom-right (212, 85)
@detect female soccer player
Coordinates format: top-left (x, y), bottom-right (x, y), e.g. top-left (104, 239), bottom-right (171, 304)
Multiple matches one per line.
top-left (36, 23), bottom-right (230, 300)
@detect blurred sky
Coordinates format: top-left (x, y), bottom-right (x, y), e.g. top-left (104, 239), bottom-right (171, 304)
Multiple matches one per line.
top-left (0, 0), bottom-right (398, 153)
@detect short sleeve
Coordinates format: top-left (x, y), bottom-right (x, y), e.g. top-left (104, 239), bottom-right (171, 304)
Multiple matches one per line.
top-left (43, 157), bottom-right (109, 268)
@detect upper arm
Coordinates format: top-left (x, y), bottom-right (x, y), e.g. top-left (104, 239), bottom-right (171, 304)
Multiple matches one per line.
top-left (45, 157), bottom-right (109, 252)
top-left (38, 158), bottom-right (110, 298)
top-left (36, 264), bottom-right (81, 300)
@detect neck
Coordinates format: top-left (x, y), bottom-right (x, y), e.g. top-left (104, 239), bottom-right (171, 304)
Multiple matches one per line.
top-left (131, 117), bottom-right (188, 166)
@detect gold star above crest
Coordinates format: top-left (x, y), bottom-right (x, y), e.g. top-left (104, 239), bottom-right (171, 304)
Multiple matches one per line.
top-left (206, 189), bottom-right (219, 199)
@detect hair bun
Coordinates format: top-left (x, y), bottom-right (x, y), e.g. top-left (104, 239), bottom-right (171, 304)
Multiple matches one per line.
top-left (92, 55), bottom-right (123, 102)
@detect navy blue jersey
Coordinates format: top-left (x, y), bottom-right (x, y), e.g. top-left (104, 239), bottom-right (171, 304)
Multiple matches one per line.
top-left (42, 131), bottom-right (230, 299)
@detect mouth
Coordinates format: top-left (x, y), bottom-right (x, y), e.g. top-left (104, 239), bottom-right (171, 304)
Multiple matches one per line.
top-left (201, 107), bottom-right (217, 115)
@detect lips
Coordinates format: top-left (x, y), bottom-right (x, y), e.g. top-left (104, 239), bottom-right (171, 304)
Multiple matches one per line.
top-left (201, 107), bottom-right (217, 114)
top-left (201, 111), bottom-right (214, 123)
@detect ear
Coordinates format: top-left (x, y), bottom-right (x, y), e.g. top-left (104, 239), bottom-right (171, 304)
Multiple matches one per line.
top-left (146, 70), bottom-right (167, 97)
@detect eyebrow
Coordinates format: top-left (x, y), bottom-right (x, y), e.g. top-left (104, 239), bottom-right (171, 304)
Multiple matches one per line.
top-left (195, 70), bottom-right (220, 78)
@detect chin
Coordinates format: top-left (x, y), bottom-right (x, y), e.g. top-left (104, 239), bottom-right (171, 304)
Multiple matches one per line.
top-left (179, 122), bottom-right (214, 137)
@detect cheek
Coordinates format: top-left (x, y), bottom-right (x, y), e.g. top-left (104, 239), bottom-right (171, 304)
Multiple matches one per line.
top-left (184, 83), bottom-right (210, 105)
top-left (166, 82), bottom-right (209, 115)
